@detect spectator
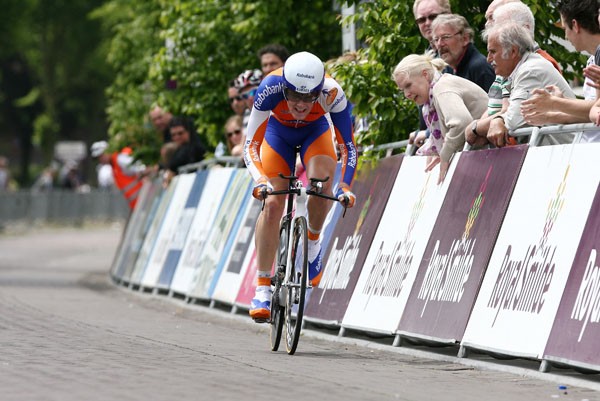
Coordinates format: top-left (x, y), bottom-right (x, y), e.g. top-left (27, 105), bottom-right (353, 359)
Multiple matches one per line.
top-left (59, 161), bottom-right (83, 190)
top-left (32, 166), bottom-right (56, 192)
top-left (410, 0), bottom-right (452, 150)
top-left (90, 141), bottom-right (146, 209)
top-left (520, 0), bottom-right (600, 140)
top-left (228, 79), bottom-right (246, 117)
top-left (0, 156), bottom-right (10, 191)
top-left (392, 52), bottom-right (488, 184)
top-left (485, 0), bottom-right (520, 29)
top-left (234, 69), bottom-right (263, 136)
top-left (413, 0), bottom-right (452, 50)
top-left (257, 44), bottom-right (289, 76)
top-left (95, 149), bottom-right (115, 190)
top-left (160, 141), bottom-right (179, 168)
top-left (163, 116), bottom-right (206, 187)
top-left (466, 2), bottom-right (566, 147)
top-left (484, 23), bottom-right (575, 148)
top-left (90, 141), bottom-right (115, 190)
top-left (223, 115), bottom-right (244, 157)
top-left (492, 2), bottom-right (563, 74)
top-left (149, 105), bottom-right (174, 143)
top-left (431, 14), bottom-right (495, 92)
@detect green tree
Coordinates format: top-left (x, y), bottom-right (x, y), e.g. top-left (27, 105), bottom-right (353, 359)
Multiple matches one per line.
top-left (152, 0), bottom-right (343, 150)
top-left (92, 0), bottom-right (165, 163)
top-left (0, 0), bottom-right (112, 186)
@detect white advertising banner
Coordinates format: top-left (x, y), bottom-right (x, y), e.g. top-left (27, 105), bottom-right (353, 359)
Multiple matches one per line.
top-left (462, 143), bottom-right (600, 358)
top-left (129, 176), bottom-right (178, 285)
top-left (140, 173), bottom-right (196, 288)
top-left (341, 155), bottom-right (459, 334)
top-left (169, 168), bottom-right (235, 295)
top-left (210, 197), bottom-right (261, 305)
top-left (188, 170), bottom-right (253, 300)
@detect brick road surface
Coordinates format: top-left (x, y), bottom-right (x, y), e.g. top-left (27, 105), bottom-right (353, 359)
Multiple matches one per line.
top-left (0, 225), bottom-right (599, 401)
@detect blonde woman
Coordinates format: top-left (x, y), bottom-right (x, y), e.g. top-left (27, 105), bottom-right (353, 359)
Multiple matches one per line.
top-left (224, 115), bottom-right (244, 157)
top-left (392, 52), bottom-right (487, 183)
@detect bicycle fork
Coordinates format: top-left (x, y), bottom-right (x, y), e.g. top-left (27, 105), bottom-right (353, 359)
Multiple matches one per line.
top-left (282, 186), bottom-right (308, 305)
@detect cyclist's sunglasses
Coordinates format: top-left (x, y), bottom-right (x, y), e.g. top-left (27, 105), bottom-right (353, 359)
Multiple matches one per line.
top-left (283, 87), bottom-right (320, 103)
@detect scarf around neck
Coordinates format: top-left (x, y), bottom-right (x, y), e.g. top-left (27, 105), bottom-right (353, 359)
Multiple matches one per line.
top-left (417, 71), bottom-right (443, 157)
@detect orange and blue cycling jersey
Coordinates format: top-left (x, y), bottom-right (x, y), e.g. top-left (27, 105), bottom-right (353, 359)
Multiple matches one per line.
top-left (243, 67), bottom-right (357, 189)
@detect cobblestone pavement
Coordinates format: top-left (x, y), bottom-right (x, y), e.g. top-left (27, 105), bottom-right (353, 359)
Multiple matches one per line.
top-left (0, 225), bottom-right (599, 401)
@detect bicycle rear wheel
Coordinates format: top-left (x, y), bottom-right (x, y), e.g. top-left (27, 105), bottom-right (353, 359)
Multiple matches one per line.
top-left (285, 216), bottom-right (308, 355)
top-left (270, 220), bottom-right (288, 351)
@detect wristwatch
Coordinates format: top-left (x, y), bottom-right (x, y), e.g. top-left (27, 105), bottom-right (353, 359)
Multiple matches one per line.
top-left (471, 120), bottom-right (478, 136)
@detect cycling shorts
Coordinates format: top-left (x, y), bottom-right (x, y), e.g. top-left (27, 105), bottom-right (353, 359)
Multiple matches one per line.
top-left (260, 116), bottom-right (337, 178)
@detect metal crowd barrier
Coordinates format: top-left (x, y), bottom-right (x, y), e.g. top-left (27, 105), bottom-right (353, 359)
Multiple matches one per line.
top-left (0, 189), bottom-right (130, 225)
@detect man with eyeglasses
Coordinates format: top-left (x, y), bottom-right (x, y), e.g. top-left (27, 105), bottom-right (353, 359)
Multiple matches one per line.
top-left (243, 51), bottom-right (357, 322)
top-left (431, 14), bottom-right (495, 92)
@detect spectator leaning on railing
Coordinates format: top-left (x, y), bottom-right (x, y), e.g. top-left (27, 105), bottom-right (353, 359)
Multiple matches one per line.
top-left (467, 0), bottom-right (566, 148)
top-left (520, 0), bottom-right (600, 141)
top-left (494, 2), bottom-right (563, 74)
top-left (163, 116), bottom-right (206, 188)
top-left (483, 22), bottom-right (575, 148)
top-left (410, 0), bottom-right (453, 149)
top-left (392, 52), bottom-right (488, 184)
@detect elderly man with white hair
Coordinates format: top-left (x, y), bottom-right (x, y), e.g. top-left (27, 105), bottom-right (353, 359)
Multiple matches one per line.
top-left (484, 22), bottom-right (574, 148)
top-left (466, 1), bottom-right (564, 147)
top-left (492, 1), bottom-right (562, 73)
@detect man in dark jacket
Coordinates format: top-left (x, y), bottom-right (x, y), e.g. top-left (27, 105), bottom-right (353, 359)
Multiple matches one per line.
top-left (163, 116), bottom-right (205, 187)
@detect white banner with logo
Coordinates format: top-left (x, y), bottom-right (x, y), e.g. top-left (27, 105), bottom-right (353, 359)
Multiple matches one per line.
top-left (141, 173), bottom-right (196, 288)
top-left (341, 155), bottom-right (459, 334)
top-left (462, 143), bottom-right (600, 358)
top-left (129, 175), bottom-right (179, 285)
top-left (169, 168), bottom-right (235, 295)
top-left (211, 197), bottom-right (261, 305)
top-left (188, 170), bottom-right (253, 300)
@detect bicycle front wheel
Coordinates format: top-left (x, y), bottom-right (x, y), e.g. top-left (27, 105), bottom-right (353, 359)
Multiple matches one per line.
top-left (285, 216), bottom-right (308, 355)
top-left (270, 220), bottom-right (288, 351)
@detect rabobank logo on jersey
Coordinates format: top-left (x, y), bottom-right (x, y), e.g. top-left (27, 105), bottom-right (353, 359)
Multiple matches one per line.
top-left (254, 82), bottom-right (284, 109)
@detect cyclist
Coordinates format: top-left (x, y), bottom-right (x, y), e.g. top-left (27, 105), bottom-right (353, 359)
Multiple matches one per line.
top-left (243, 51), bottom-right (358, 321)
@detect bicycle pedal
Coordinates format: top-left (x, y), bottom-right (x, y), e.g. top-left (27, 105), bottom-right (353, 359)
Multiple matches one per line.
top-left (253, 318), bottom-right (271, 324)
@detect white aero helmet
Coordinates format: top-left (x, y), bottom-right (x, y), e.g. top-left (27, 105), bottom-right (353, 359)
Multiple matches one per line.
top-left (282, 51), bottom-right (325, 94)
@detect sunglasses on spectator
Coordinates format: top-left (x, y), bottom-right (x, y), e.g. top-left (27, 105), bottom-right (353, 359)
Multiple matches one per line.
top-left (229, 89), bottom-right (258, 103)
top-left (227, 129), bottom-right (242, 138)
top-left (416, 13), bottom-right (441, 25)
top-left (283, 87), bottom-right (320, 103)
top-left (240, 89), bottom-right (257, 99)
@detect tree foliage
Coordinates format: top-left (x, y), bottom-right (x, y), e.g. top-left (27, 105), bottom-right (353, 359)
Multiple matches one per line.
top-left (0, 0), bottom-right (111, 185)
top-left (154, 0), bottom-right (343, 149)
top-left (92, 0), bottom-right (165, 162)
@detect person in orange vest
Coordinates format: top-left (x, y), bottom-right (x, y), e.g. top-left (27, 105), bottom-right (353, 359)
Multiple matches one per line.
top-left (90, 141), bottom-right (146, 210)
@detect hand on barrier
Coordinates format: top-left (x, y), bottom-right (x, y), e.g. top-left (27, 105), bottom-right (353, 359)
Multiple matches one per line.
top-left (335, 186), bottom-right (356, 208)
top-left (252, 177), bottom-right (273, 200)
